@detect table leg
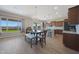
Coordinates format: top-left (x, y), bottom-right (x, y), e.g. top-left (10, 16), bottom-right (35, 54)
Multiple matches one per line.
top-left (36, 36), bottom-right (38, 45)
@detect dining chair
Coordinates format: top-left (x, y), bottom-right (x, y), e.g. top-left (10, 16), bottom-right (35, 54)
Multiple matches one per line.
top-left (25, 33), bottom-right (36, 48)
top-left (26, 27), bottom-right (32, 33)
top-left (30, 30), bottom-right (42, 45)
top-left (38, 30), bottom-right (47, 48)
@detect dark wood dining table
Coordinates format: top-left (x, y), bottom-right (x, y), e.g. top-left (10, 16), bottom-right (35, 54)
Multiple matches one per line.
top-left (30, 30), bottom-right (43, 45)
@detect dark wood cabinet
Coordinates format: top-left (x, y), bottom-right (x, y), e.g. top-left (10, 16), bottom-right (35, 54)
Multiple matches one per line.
top-left (68, 6), bottom-right (79, 24)
top-left (50, 21), bottom-right (64, 26)
top-left (54, 30), bottom-right (62, 34)
top-left (64, 19), bottom-right (68, 22)
top-left (63, 33), bottom-right (79, 51)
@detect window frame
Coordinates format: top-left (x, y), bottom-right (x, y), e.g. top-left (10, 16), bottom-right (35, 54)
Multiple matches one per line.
top-left (0, 17), bottom-right (22, 33)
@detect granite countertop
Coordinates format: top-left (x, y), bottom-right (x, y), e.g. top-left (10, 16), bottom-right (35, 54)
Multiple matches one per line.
top-left (63, 31), bottom-right (79, 34)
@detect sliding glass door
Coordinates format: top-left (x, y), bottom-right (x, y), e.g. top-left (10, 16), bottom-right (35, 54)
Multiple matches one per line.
top-left (7, 19), bottom-right (18, 32)
top-left (0, 18), bottom-right (22, 33)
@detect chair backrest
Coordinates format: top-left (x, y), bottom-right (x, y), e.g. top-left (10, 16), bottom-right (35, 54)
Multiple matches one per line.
top-left (26, 27), bottom-right (32, 33)
top-left (41, 30), bottom-right (47, 38)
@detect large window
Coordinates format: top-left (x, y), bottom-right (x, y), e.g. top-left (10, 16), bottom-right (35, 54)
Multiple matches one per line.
top-left (0, 18), bottom-right (22, 32)
top-left (0, 18), bottom-right (7, 32)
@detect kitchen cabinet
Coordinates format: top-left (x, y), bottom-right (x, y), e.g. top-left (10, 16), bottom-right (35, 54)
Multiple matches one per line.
top-left (50, 21), bottom-right (64, 26)
top-left (63, 33), bottom-right (79, 51)
top-left (54, 30), bottom-right (62, 34)
top-left (68, 6), bottom-right (79, 24)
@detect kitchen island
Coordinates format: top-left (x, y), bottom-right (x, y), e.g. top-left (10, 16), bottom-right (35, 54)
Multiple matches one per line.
top-left (63, 31), bottom-right (79, 51)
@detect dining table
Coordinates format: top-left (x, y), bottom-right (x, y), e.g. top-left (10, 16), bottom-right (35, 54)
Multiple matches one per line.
top-left (30, 30), bottom-right (43, 45)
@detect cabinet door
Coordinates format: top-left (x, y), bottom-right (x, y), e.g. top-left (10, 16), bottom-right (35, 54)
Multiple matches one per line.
top-left (77, 7), bottom-right (79, 24)
top-left (63, 33), bottom-right (79, 51)
top-left (68, 7), bottom-right (79, 24)
top-left (63, 33), bottom-right (76, 46)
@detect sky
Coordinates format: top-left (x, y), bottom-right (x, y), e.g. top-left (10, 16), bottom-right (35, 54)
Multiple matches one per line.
top-left (0, 20), bottom-right (22, 27)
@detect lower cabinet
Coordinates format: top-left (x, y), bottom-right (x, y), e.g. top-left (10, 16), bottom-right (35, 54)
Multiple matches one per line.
top-left (54, 30), bottom-right (62, 34)
top-left (63, 33), bottom-right (79, 51)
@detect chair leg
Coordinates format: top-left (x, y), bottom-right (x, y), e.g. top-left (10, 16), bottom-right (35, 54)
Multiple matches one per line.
top-left (25, 36), bottom-right (26, 40)
top-left (35, 36), bottom-right (37, 45)
top-left (31, 39), bottom-right (32, 48)
top-left (40, 39), bottom-right (43, 48)
top-left (44, 39), bottom-right (46, 45)
top-left (40, 38), bottom-right (41, 43)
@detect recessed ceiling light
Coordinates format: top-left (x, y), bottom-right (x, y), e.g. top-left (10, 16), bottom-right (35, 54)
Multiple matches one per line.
top-left (35, 6), bottom-right (37, 8)
top-left (54, 6), bottom-right (58, 10)
top-left (56, 12), bottom-right (58, 15)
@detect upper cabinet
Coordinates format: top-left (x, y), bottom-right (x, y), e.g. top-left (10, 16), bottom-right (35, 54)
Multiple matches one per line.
top-left (68, 6), bottom-right (79, 24)
top-left (50, 21), bottom-right (64, 27)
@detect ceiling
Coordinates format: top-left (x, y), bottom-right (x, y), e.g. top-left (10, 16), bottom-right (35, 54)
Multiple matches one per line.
top-left (0, 5), bottom-right (75, 20)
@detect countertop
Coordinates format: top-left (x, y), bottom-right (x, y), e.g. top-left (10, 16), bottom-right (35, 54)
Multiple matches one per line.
top-left (63, 31), bottom-right (79, 34)
top-left (46, 26), bottom-right (64, 30)
top-left (54, 27), bottom-right (64, 30)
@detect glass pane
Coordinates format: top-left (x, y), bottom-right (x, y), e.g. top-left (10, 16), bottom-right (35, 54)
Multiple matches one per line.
top-left (18, 21), bottom-right (22, 28)
top-left (7, 20), bottom-right (18, 32)
top-left (7, 20), bottom-right (18, 27)
top-left (0, 20), bottom-right (1, 26)
top-left (1, 20), bottom-right (7, 32)
top-left (1, 20), bottom-right (7, 27)
top-left (0, 18), bottom-right (22, 32)
top-left (0, 20), bottom-right (2, 32)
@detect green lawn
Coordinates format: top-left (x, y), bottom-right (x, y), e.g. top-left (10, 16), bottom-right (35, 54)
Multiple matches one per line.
top-left (2, 29), bottom-right (20, 32)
